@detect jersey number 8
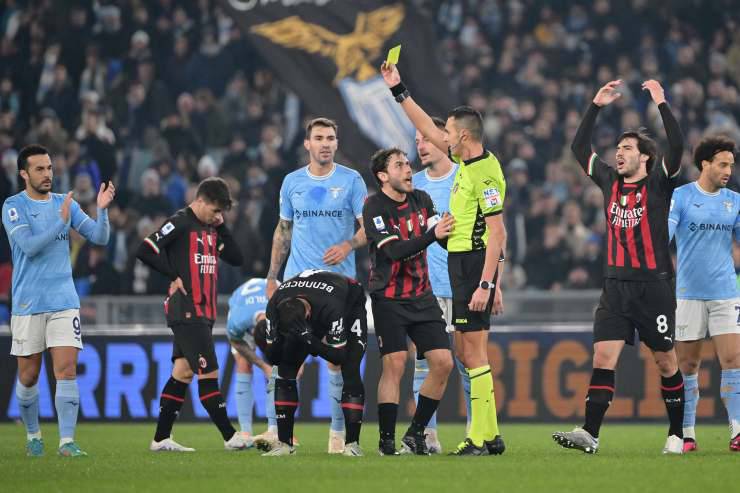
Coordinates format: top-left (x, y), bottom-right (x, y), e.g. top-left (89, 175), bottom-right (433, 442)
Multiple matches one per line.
top-left (656, 314), bottom-right (669, 333)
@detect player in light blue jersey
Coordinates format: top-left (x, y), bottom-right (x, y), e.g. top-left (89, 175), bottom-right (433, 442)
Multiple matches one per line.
top-left (266, 117), bottom-right (368, 453)
top-left (410, 118), bottom-right (468, 453)
top-left (226, 278), bottom-right (276, 446)
top-left (669, 135), bottom-right (740, 452)
top-left (2, 144), bottom-right (113, 457)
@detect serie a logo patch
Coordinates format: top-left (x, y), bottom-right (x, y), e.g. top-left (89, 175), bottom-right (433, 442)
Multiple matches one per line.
top-left (160, 222), bottom-right (175, 235)
top-left (483, 187), bottom-right (500, 208)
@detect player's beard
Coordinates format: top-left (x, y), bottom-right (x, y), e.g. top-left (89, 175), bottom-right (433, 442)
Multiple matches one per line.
top-left (389, 176), bottom-right (412, 195)
top-left (419, 154), bottom-right (435, 169)
top-left (313, 149), bottom-right (335, 167)
top-left (617, 157), bottom-right (641, 178)
top-left (29, 177), bottom-right (52, 195)
top-left (712, 170), bottom-right (730, 189)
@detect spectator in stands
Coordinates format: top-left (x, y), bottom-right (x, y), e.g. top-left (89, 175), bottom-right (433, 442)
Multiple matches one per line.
top-left (132, 168), bottom-right (173, 219)
top-left (24, 108), bottom-right (68, 157)
top-left (1, 0), bottom-right (739, 295)
top-left (41, 64), bottom-right (77, 131)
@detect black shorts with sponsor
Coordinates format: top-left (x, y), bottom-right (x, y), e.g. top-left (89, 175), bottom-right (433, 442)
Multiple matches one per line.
top-left (449, 251), bottom-right (496, 332)
top-left (594, 278), bottom-right (676, 352)
top-left (171, 322), bottom-right (219, 374)
top-left (371, 293), bottom-right (450, 358)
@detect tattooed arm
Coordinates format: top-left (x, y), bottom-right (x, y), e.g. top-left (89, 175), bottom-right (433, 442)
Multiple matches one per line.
top-left (266, 218), bottom-right (293, 297)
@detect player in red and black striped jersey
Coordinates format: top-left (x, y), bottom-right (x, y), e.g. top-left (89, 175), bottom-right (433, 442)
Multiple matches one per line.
top-left (256, 270), bottom-right (367, 456)
top-left (362, 148), bottom-right (454, 455)
top-left (553, 80), bottom-right (687, 455)
top-left (136, 177), bottom-right (249, 452)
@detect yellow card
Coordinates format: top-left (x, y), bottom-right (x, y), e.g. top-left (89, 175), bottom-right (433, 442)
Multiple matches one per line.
top-left (386, 44), bottom-right (401, 65)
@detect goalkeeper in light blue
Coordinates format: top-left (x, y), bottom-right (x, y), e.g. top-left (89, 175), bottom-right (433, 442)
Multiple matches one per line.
top-left (2, 145), bottom-right (113, 457)
top-left (411, 121), bottom-right (471, 453)
top-left (226, 278), bottom-right (277, 446)
top-left (668, 135), bottom-right (740, 452)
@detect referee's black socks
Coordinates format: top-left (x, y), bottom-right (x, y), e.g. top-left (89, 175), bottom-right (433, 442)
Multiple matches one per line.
top-left (154, 376), bottom-right (188, 442)
top-left (661, 371), bottom-right (685, 438)
top-left (583, 368), bottom-right (615, 439)
top-left (198, 378), bottom-right (236, 441)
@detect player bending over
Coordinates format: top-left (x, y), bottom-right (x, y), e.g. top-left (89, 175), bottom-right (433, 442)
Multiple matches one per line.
top-left (226, 278), bottom-right (278, 446)
top-left (258, 270), bottom-right (367, 457)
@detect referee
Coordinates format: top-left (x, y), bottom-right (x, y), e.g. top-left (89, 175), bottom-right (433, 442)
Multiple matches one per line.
top-left (382, 62), bottom-right (506, 456)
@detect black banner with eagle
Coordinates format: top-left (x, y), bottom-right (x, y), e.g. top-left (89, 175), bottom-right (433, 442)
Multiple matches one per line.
top-left (219, 0), bottom-right (455, 169)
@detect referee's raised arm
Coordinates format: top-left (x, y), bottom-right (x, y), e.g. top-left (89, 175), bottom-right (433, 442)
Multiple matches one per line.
top-left (380, 62), bottom-right (448, 153)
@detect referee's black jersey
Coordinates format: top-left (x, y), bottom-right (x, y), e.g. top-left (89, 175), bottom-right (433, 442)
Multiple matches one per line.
top-left (362, 189), bottom-right (440, 300)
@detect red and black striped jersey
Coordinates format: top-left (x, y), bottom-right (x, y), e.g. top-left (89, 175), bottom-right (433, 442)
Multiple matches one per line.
top-left (265, 270), bottom-right (363, 347)
top-left (136, 207), bottom-right (243, 324)
top-left (572, 102), bottom-right (684, 281)
top-left (362, 189), bottom-right (441, 300)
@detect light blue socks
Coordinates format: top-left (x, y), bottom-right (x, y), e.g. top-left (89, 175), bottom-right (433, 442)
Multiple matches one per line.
top-left (55, 379), bottom-right (79, 445)
top-left (721, 369), bottom-right (740, 438)
top-left (16, 380), bottom-right (41, 439)
top-left (328, 368), bottom-right (345, 432)
top-left (235, 373), bottom-right (254, 434)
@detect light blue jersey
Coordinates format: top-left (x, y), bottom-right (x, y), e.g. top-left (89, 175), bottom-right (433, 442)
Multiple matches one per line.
top-left (279, 163), bottom-right (367, 279)
top-left (226, 278), bottom-right (268, 341)
top-left (412, 164), bottom-right (457, 298)
top-left (2, 191), bottom-right (109, 315)
top-left (669, 182), bottom-right (740, 300)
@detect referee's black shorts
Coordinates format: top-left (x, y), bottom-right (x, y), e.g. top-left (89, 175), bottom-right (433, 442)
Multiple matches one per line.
top-left (449, 250), bottom-right (495, 332)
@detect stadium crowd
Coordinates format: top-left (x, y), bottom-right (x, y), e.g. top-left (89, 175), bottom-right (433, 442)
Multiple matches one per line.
top-left (1, 0), bottom-right (740, 309)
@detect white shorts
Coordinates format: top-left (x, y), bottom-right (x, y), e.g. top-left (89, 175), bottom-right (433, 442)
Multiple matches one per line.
top-left (10, 309), bottom-right (83, 356)
top-left (676, 298), bottom-right (740, 341)
top-left (436, 297), bottom-right (454, 333)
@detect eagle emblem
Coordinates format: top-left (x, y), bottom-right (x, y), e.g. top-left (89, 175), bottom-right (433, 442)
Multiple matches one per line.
top-left (250, 4), bottom-right (405, 84)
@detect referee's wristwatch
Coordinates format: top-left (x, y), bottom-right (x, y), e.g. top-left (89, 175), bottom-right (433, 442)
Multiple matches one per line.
top-left (479, 280), bottom-right (494, 290)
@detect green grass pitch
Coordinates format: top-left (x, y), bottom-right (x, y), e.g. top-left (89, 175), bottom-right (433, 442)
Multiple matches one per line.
top-left (1, 422), bottom-right (736, 492)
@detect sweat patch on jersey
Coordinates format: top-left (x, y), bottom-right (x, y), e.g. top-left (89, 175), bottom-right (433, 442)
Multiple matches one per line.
top-left (482, 187), bottom-right (501, 208)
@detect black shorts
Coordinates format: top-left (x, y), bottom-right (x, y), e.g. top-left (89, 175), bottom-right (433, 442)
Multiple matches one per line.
top-left (344, 284), bottom-right (369, 365)
top-left (171, 322), bottom-right (219, 374)
top-left (594, 278), bottom-right (677, 352)
top-left (277, 284), bottom-right (368, 379)
top-left (371, 294), bottom-right (450, 358)
top-left (449, 251), bottom-right (496, 332)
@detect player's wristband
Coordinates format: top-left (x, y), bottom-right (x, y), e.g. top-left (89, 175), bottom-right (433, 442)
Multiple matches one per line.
top-left (390, 82), bottom-right (409, 102)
